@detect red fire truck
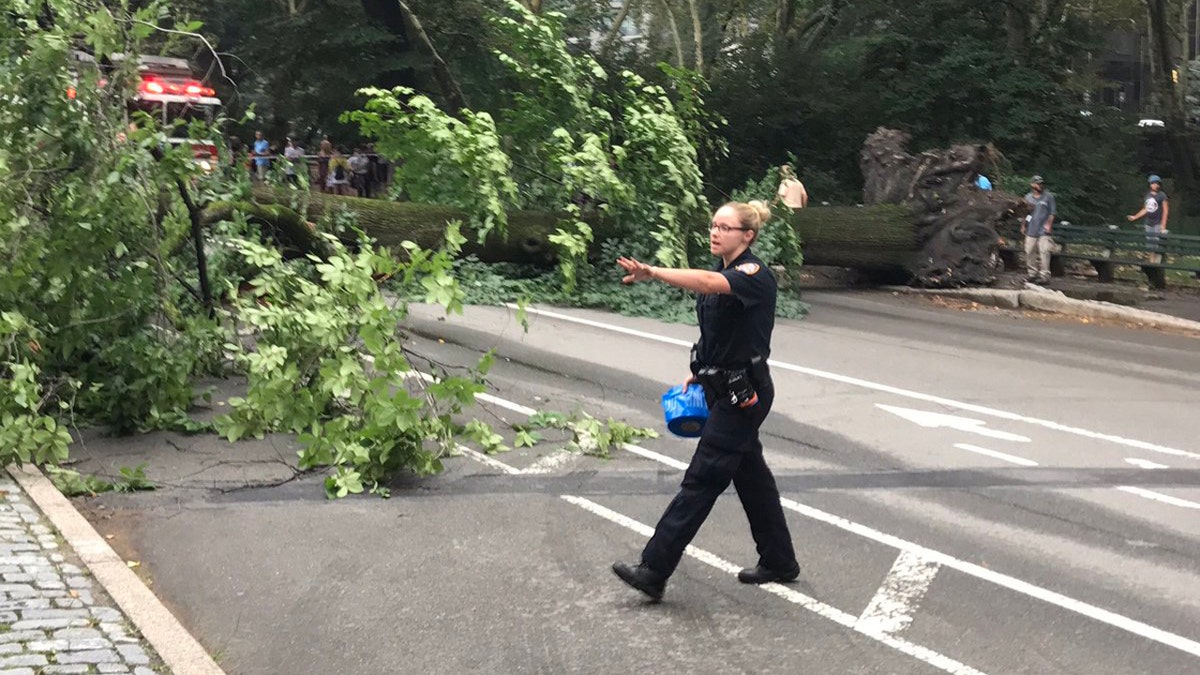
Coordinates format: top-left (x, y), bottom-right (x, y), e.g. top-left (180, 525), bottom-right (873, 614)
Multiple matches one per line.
top-left (72, 52), bottom-right (223, 171)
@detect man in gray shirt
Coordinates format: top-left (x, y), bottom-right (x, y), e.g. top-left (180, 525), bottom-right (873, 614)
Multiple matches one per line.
top-left (1127, 174), bottom-right (1169, 262)
top-left (1022, 175), bottom-right (1056, 283)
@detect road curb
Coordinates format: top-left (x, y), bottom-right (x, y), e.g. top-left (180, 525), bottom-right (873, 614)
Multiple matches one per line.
top-left (6, 464), bottom-right (225, 675)
top-left (888, 286), bottom-right (1200, 333)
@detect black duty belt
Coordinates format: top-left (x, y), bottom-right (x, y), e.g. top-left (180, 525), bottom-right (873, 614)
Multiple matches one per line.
top-left (694, 355), bottom-right (769, 409)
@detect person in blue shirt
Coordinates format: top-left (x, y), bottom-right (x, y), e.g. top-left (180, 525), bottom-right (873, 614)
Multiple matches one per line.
top-left (252, 130), bottom-right (270, 181)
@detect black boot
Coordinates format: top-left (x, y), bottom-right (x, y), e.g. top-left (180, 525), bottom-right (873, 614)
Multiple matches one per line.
top-left (737, 563), bottom-right (800, 585)
top-left (612, 562), bottom-right (666, 601)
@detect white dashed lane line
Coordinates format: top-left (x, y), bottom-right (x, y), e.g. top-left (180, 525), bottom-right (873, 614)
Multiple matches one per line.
top-left (1126, 458), bottom-right (1170, 470)
top-left (1116, 486), bottom-right (1200, 510)
top-left (953, 443), bottom-right (1039, 467)
top-left (856, 550), bottom-right (942, 635)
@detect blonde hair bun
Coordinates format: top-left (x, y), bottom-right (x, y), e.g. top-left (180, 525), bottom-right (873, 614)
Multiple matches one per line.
top-left (748, 200), bottom-right (771, 225)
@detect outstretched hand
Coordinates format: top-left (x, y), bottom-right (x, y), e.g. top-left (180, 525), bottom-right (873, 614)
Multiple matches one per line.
top-left (617, 257), bottom-right (654, 284)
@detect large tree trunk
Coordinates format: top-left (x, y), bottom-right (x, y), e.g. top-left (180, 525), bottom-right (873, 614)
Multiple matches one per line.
top-left (660, 0), bottom-right (686, 68)
top-left (685, 0), bottom-right (704, 73)
top-left (200, 200), bottom-right (336, 260)
top-left (601, 0), bottom-right (639, 56)
top-left (245, 190), bottom-right (920, 275)
top-left (249, 189), bottom-right (596, 264)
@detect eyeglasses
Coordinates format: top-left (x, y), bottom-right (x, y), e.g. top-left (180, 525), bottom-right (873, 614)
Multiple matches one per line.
top-left (711, 224), bottom-right (750, 234)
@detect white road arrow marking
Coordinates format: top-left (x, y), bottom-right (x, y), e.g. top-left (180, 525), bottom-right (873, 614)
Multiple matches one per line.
top-left (876, 404), bottom-right (1032, 443)
top-left (1125, 458), bottom-right (1169, 470)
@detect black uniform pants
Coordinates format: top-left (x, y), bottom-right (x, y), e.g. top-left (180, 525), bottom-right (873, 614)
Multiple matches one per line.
top-left (640, 377), bottom-right (797, 577)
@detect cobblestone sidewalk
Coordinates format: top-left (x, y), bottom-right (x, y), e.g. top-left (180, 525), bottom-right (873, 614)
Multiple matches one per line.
top-left (0, 473), bottom-right (162, 675)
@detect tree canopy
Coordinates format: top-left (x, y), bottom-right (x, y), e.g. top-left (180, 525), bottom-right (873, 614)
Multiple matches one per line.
top-left (181, 0), bottom-right (1190, 226)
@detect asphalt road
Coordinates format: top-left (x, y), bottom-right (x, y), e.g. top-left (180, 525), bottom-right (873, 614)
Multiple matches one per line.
top-left (73, 290), bottom-right (1200, 674)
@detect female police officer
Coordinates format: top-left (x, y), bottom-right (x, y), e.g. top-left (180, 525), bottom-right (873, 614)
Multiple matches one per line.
top-left (612, 200), bottom-right (799, 601)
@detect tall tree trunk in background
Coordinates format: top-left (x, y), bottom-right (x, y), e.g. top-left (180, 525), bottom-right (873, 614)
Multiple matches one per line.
top-left (1146, 0), bottom-right (1199, 204)
top-left (601, 0), bottom-right (639, 56)
top-left (776, 0), bottom-right (797, 44)
top-left (660, 0), bottom-right (686, 67)
top-left (685, 0), bottom-right (704, 73)
top-left (801, 0), bottom-right (846, 52)
top-left (360, 0), bottom-right (468, 114)
top-left (1004, 5), bottom-right (1028, 57)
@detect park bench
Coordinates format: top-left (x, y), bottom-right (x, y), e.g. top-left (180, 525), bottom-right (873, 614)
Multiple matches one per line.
top-left (999, 223), bottom-right (1200, 289)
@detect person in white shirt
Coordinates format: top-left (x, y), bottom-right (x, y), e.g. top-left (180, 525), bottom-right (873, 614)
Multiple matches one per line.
top-left (283, 138), bottom-right (305, 186)
top-left (774, 165), bottom-right (808, 209)
top-left (348, 147), bottom-right (371, 198)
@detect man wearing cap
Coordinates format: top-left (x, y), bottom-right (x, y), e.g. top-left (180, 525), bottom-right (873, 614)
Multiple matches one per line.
top-left (1022, 175), bottom-right (1057, 283)
top-left (1127, 175), bottom-right (1169, 261)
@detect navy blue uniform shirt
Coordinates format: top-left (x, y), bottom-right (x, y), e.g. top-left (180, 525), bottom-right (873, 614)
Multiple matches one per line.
top-left (695, 249), bottom-right (776, 368)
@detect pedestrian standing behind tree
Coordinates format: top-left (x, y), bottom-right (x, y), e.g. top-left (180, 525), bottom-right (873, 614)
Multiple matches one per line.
top-left (611, 200), bottom-right (800, 603)
top-left (366, 143), bottom-right (381, 198)
top-left (326, 147), bottom-right (353, 196)
top-left (349, 146), bottom-right (370, 198)
top-left (284, 138), bottom-right (305, 187)
top-left (774, 165), bottom-right (808, 209)
top-left (375, 147), bottom-right (392, 194)
top-left (252, 130), bottom-right (270, 181)
top-left (1127, 174), bottom-right (1169, 262)
top-left (1022, 175), bottom-right (1056, 284)
top-left (317, 136), bottom-right (333, 193)
top-left (227, 135), bottom-right (242, 171)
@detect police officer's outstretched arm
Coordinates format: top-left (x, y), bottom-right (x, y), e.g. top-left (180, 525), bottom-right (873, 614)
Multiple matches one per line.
top-left (616, 257), bottom-right (732, 295)
top-left (616, 200), bottom-right (770, 297)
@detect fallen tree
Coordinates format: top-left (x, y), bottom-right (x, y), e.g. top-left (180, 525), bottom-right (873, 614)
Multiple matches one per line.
top-left (243, 187), bottom-right (917, 269)
top-left (211, 129), bottom-right (1026, 287)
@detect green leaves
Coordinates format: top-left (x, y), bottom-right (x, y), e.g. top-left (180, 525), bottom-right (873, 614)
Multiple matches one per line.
top-left (0, 414), bottom-right (72, 466)
top-left (1, 312), bottom-right (73, 467)
top-left (344, 88), bottom-right (518, 240)
top-left (515, 298), bottom-right (530, 332)
top-left (115, 463), bottom-right (155, 493)
top-left (324, 467), bottom-right (365, 500)
top-left (511, 409), bottom-right (656, 458)
top-left (514, 429), bottom-right (542, 448)
top-left (214, 231), bottom-right (510, 498)
top-left (464, 420), bottom-right (508, 454)
top-left (566, 412), bottom-right (657, 458)
top-left (45, 467), bottom-right (114, 498)
top-left (343, 2), bottom-right (709, 299)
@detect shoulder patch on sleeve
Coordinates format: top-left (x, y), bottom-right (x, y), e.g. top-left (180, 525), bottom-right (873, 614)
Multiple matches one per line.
top-left (734, 262), bottom-right (761, 275)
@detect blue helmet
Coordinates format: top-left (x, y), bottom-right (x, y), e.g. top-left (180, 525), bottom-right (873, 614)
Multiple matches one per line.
top-left (1148, 174), bottom-right (1162, 184)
